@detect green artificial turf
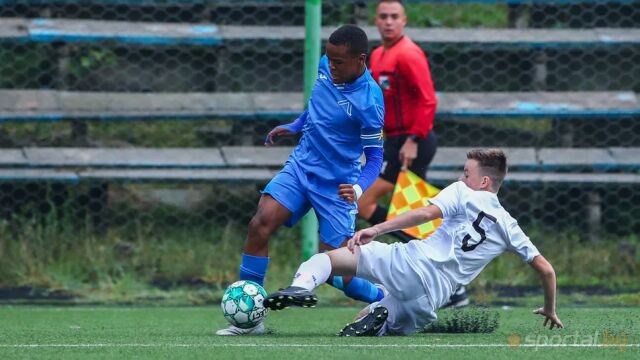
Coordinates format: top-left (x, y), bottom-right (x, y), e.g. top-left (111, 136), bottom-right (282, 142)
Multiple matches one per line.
top-left (0, 306), bottom-right (638, 359)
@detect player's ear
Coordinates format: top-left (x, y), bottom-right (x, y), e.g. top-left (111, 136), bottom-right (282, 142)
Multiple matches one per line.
top-left (482, 176), bottom-right (491, 190)
top-left (358, 53), bottom-right (366, 65)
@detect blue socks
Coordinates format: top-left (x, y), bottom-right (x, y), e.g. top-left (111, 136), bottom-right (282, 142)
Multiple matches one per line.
top-left (331, 276), bottom-right (384, 303)
top-left (239, 253), bottom-right (269, 286)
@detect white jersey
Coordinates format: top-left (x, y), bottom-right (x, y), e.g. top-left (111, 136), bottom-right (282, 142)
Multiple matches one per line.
top-left (414, 181), bottom-right (540, 289)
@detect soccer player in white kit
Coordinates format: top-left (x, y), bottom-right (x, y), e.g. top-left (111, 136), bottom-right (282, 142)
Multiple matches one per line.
top-left (264, 148), bottom-right (564, 336)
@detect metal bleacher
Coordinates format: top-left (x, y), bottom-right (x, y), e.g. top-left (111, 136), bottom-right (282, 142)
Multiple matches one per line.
top-left (1, 90), bottom-right (638, 122)
top-left (3, 18), bottom-right (640, 46)
top-left (2, 146), bottom-right (640, 184)
top-left (0, 0), bottom-right (639, 187)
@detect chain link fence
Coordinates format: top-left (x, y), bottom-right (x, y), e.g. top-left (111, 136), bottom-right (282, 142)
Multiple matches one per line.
top-left (0, 1), bottom-right (639, 290)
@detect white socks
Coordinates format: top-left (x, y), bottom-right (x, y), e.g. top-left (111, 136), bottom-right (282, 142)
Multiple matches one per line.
top-left (291, 253), bottom-right (332, 291)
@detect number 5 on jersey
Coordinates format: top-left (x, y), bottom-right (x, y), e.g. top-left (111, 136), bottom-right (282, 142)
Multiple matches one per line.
top-left (461, 211), bottom-right (497, 252)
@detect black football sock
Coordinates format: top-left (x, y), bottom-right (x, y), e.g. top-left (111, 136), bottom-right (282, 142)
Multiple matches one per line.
top-left (367, 205), bottom-right (388, 225)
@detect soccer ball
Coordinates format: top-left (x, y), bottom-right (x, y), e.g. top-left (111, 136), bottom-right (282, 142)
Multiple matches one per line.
top-left (221, 280), bottom-right (268, 329)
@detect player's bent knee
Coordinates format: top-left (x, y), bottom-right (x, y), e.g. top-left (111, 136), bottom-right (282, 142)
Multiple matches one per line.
top-left (327, 247), bottom-right (359, 277)
top-left (246, 217), bottom-right (276, 252)
top-left (248, 214), bottom-right (275, 236)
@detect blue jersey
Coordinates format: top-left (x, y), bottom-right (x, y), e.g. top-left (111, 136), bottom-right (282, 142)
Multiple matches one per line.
top-left (289, 55), bottom-right (385, 185)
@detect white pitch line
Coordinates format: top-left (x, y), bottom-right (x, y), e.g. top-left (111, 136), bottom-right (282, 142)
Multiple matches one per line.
top-left (0, 343), bottom-right (638, 349)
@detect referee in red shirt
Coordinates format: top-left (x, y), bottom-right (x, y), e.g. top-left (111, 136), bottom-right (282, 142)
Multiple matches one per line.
top-left (358, 0), bottom-right (437, 242)
top-left (358, 0), bottom-right (469, 308)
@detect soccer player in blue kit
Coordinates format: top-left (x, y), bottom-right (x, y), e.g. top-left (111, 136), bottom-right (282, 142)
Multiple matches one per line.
top-left (216, 25), bottom-right (386, 336)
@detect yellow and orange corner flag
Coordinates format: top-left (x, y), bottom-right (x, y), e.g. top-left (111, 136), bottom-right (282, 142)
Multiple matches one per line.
top-left (387, 170), bottom-right (442, 239)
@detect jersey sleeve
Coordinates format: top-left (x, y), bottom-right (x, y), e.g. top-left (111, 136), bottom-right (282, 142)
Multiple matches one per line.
top-left (355, 145), bottom-right (383, 193)
top-left (361, 127), bottom-right (383, 149)
top-left (429, 181), bottom-right (464, 218)
top-left (505, 220), bottom-right (540, 263)
top-left (396, 48), bottom-right (437, 139)
top-left (278, 109), bottom-right (308, 134)
top-left (359, 85), bottom-right (385, 131)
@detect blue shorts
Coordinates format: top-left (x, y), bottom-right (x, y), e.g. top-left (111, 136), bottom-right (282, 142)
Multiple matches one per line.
top-left (263, 162), bottom-right (358, 248)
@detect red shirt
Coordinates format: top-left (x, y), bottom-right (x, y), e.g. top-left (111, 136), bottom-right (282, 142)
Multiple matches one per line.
top-left (369, 36), bottom-right (437, 139)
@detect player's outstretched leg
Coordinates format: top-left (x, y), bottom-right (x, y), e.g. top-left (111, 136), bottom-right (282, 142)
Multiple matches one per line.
top-left (338, 306), bottom-right (388, 337)
top-left (264, 286), bottom-right (318, 310)
top-left (264, 252), bottom-right (333, 310)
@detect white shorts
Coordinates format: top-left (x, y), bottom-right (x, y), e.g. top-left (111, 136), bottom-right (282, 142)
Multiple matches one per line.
top-left (356, 240), bottom-right (451, 336)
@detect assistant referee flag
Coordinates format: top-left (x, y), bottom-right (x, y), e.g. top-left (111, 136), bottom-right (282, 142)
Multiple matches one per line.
top-left (387, 170), bottom-right (442, 239)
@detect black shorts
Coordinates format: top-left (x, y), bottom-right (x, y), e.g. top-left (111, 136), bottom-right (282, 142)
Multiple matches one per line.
top-left (379, 131), bottom-right (437, 183)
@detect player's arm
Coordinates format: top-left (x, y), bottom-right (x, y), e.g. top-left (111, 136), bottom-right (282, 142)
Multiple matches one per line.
top-left (397, 51), bottom-right (437, 168)
top-left (338, 127), bottom-right (384, 203)
top-left (398, 50), bottom-right (437, 139)
top-left (339, 90), bottom-right (385, 203)
top-left (374, 203), bottom-right (442, 236)
top-left (347, 204), bottom-right (442, 251)
top-left (348, 181), bottom-right (462, 251)
top-left (266, 54), bottom-right (331, 146)
top-left (530, 254), bottom-right (564, 330)
top-left (265, 110), bottom-right (308, 146)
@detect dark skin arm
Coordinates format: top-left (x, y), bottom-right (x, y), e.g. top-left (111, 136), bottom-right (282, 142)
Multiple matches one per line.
top-left (264, 126), bottom-right (295, 146)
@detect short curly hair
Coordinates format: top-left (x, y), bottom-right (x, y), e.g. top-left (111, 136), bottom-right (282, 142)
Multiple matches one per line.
top-left (328, 25), bottom-right (369, 57)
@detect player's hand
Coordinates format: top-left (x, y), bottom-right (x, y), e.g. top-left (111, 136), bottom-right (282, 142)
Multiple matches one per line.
top-left (347, 228), bottom-right (379, 253)
top-left (533, 308), bottom-right (564, 330)
top-left (264, 126), bottom-right (294, 146)
top-left (399, 137), bottom-right (418, 170)
top-left (338, 184), bottom-right (356, 204)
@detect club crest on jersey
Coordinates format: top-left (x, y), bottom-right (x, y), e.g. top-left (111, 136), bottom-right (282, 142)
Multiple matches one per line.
top-left (379, 75), bottom-right (390, 90)
top-left (337, 100), bottom-right (353, 116)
